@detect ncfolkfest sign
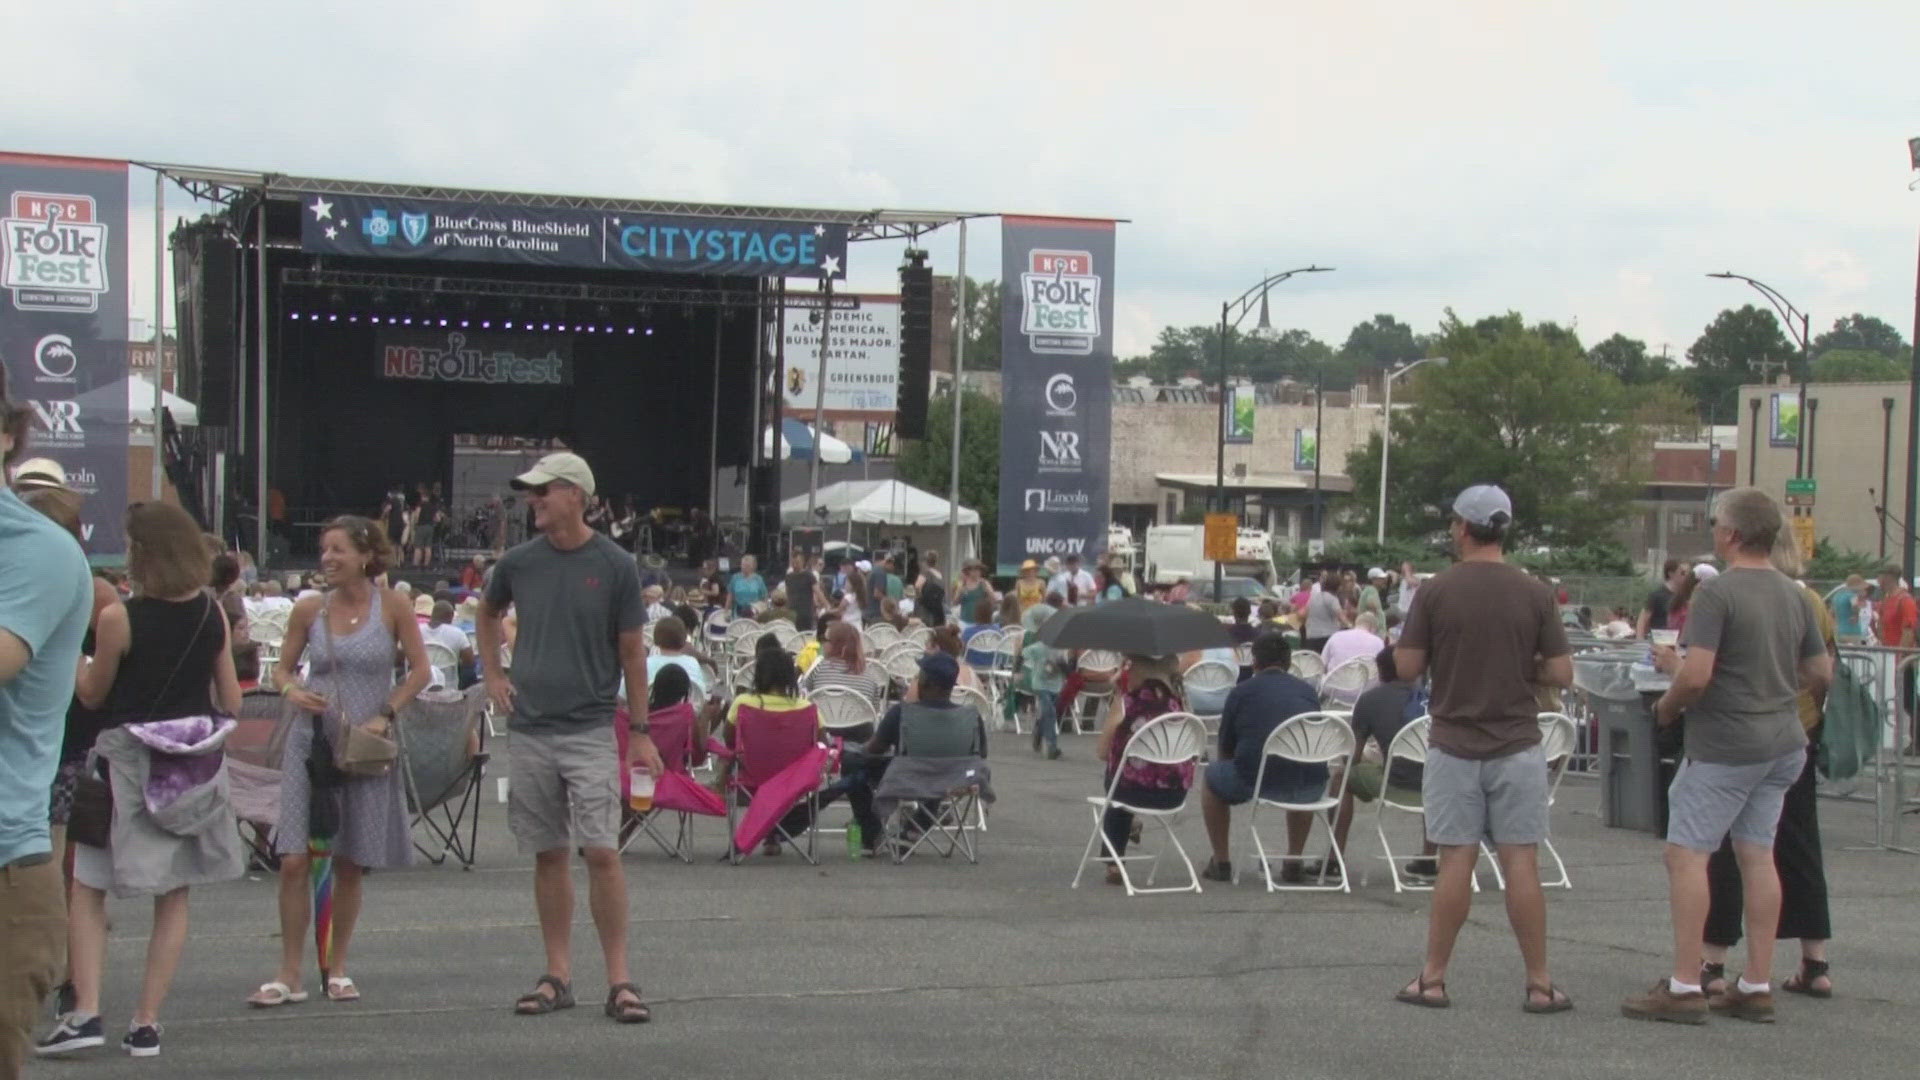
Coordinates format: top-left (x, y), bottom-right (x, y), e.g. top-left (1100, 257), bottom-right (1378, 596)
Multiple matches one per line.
top-left (0, 153), bottom-right (129, 557)
top-left (376, 329), bottom-right (572, 387)
top-left (997, 217), bottom-right (1115, 573)
top-left (299, 192), bottom-right (849, 279)
top-left (781, 294), bottom-right (901, 420)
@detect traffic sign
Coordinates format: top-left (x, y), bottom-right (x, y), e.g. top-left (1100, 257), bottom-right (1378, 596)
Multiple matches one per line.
top-left (1785, 477), bottom-right (1816, 507)
top-left (1791, 516), bottom-right (1816, 562)
top-left (1203, 514), bottom-right (1238, 562)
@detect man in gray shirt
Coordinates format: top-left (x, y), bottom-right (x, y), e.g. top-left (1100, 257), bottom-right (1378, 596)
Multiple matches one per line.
top-left (1624, 487), bottom-right (1830, 1026)
top-left (480, 452), bottom-right (660, 1025)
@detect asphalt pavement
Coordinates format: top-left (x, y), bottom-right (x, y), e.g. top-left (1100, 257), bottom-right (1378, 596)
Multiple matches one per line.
top-left (26, 732), bottom-right (1920, 1080)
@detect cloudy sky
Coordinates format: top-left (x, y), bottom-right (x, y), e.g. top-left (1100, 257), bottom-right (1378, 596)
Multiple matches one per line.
top-left (5, 1), bottom-right (1916, 358)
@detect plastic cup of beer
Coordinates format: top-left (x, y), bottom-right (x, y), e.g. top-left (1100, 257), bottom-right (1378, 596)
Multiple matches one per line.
top-left (1649, 630), bottom-right (1679, 647)
top-left (629, 768), bottom-right (656, 812)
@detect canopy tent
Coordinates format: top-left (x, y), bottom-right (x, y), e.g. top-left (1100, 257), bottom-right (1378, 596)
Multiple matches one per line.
top-left (762, 418), bottom-right (860, 464)
top-left (77, 373), bottom-right (199, 426)
top-left (780, 479), bottom-right (981, 562)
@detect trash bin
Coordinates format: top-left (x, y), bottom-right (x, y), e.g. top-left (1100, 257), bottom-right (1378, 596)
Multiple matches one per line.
top-left (1573, 651), bottom-right (1675, 836)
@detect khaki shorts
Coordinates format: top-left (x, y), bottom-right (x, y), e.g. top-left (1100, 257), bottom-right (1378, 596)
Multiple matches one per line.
top-left (508, 725), bottom-right (621, 855)
top-left (0, 855), bottom-right (65, 1075)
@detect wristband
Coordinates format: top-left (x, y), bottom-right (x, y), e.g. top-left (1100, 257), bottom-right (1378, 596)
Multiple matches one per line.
top-left (628, 722), bottom-right (650, 735)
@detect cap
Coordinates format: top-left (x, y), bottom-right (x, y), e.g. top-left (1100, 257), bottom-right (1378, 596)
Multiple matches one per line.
top-left (917, 652), bottom-right (959, 687)
top-left (855, 559), bottom-right (872, 572)
top-left (10, 457), bottom-right (66, 491)
top-left (1692, 563), bottom-right (1719, 581)
top-left (511, 451), bottom-right (596, 497)
top-left (1367, 566), bottom-right (1386, 580)
top-left (1452, 484), bottom-right (1513, 528)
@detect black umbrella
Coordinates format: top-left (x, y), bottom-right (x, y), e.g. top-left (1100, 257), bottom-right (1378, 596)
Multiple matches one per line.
top-left (1037, 597), bottom-right (1232, 656)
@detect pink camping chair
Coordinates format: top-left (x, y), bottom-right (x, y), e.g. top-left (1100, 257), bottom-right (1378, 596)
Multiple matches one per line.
top-left (707, 701), bottom-right (828, 865)
top-left (616, 702), bottom-right (725, 863)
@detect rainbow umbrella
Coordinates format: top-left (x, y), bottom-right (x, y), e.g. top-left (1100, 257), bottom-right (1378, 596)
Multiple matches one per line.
top-left (310, 836), bottom-right (335, 979)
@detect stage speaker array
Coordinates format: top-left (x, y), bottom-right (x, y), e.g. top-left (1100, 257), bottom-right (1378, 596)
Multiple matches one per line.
top-left (896, 250), bottom-right (932, 440)
top-left (171, 220), bottom-right (239, 429)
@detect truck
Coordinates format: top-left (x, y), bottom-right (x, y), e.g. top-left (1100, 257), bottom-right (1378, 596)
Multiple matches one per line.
top-left (1143, 524), bottom-right (1280, 587)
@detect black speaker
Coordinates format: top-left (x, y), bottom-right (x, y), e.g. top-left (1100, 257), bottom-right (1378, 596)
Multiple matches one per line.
top-left (171, 220), bottom-right (239, 428)
top-left (897, 251), bottom-right (932, 439)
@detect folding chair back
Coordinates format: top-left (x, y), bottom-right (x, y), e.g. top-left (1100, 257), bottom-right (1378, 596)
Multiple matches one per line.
top-left (1261, 710), bottom-right (1355, 768)
top-left (423, 641), bottom-right (460, 688)
top-left (883, 651), bottom-right (922, 690)
top-left (1289, 651), bottom-right (1325, 681)
top-left (729, 632), bottom-right (764, 673)
top-left (1249, 711), bottom-right (1353, 892)
top-left (732, 703), bottom-right (822, 791)
top-left (898, 701), bottom-right (986, 758)
top-left (226, 690), bottom-right (295, 843)
top-left (1072, 712), bottom-right (1207, 895)
top-left (904, 626), bottom-right (933, 648)
top-left (994, 630), bottom-right (1024, 670)
top-left (1319, 657), bottom-right (1373, 705)
top-left (880, 640), bottom-right (922, 665)
top-left (965, 628), bottom-right (1004, 672)
top-left (1111, 711), bottom-right (1207, 772)
top-left (1181, 659), bottom-right (1238, 709)
top-left (807, 685), bottom-right (880, 737)
top-left (1079, 649), bottom-right (1123, 677)
top-left (646, 701), bottom-right (703, 773)
top-left (251, 607), bottom-right (290, 643)
top-left (769, 622), bottom-right (804, 652)
top-left (865, 623), bottom-right (902, 651)
top-left (397, 685), bottom-right (490, 867)
top-left (726, 618), bottom-right (764, 641)
top-left (1538, 711), bottom-right (1577, 766)
top-left (1376, 715), bottom-right (1436, 893)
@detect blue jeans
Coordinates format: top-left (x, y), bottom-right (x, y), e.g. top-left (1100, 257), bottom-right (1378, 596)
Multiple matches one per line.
top-left (1034, 689), bottom-right (1059, 749)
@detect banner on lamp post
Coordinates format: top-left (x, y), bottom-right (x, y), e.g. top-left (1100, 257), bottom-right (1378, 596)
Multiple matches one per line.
top-left (0, 153), bottom-right (130, 557)
top-left (1225, 384), bottom-right (1254, 444)
top-left (996, 217), bottom-right (1116, 574)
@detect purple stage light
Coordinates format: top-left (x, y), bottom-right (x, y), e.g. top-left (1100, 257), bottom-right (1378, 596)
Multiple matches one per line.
top-left (482, 320), bottom-right (492, 329)
top-left (645, 327), bottom-right (654, 336)
top-left (328, 314), bottom-right (338, 322)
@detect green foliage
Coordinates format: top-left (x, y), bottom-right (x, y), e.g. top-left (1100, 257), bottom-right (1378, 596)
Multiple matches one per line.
top-left (1512, 540), bottom-right (1636, 575)
top-left (1343, 310), bottom-right (1690, 547)
top-left (1340, 314), bottom-right (1426, 367)
top-left (1587, 333), bottom-right (1674, 386)
top-left (954, 277), bottom-right (1001, 371)
top-left (1114, 324), bottom-right (1344, 386)
top-left (894, 391), bottom-right (1001, 558)
top-left (1684, 305), bottom-right (1796, 421)
top-left (1811, 313), bottom-right (1910, 366)
top-left (1812, 348), bottom-right (1906, 383)
top-left (1805, 538), bottom-right (1885, 582)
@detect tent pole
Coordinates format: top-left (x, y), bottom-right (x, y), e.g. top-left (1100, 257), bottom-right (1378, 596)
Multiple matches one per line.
top-left (707, 308), bottom-right (722, 520)
top-left (947, 220), bottom-right (967, 573)
top-left (806, 276), bottom-right (833, 525)
top-left (254, 191), bottom-right (269, 571)
top-left (151, 168), bottom-right (166, 502)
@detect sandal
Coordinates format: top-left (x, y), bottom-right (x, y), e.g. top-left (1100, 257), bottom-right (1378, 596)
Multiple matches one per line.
top-left (1104, 865), bottom-right (1124, 886)
top-left (324, 976), bottom-right (360, 1002)
top-left (247, 981), bottom-right (309, 1008)
top-left (1782, 959), bottom-right (1832, 999)
top-left (1523, 983), bottom-right (1574, 1014)
top-left (1699, 961), bottom-right (1727, 997)
top-left (1395, 974), bottom-right (1450, 1009)
top-left (514, 974), bottom-right (575, 1016)
top-left (605, 982), bottom-right (651, 1024)
top-left (1201, 859), bottom-right (1233, 882)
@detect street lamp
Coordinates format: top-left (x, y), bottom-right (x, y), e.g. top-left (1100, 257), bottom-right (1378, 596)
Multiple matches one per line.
top-left (1214, 266), bottom-right (1334, 597)
top-left (1375, 357), bottom-right (1446, 544)
top-left (1706, 272), bottom-right (1812, 478)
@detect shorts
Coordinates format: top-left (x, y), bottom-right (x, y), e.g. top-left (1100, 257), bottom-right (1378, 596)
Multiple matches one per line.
top-left (0, 854), bottom-right (65, 1074)
top-left (1345, 761), bottom-right (1422, 806)
top-left (71, 842), bottom-right (114, 891)
top-left (508, 725), bottom-right (621, 855)
top-left (1422, 744), bottom-right (1549, 846)
top-left (1665, 750), bottom-right (1803, 853)
top-left (1204, 757), bottom-right (1328, 807)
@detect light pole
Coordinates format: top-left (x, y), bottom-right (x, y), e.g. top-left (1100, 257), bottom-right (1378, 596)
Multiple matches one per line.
top-left (1214, 266), bottom-right (1334, 596)
top-left (1707, 272), bottom-right (1812, 478)
top-left (1375, 357), bottom-right (1445, 544)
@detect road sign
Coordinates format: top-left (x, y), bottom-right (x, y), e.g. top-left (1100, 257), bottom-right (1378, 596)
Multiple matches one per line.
top-left (1792, 515), bottom-right (1816, 562)
top-left (1203, 514), bottom-right (1238, 562)
top-left (1785, 477), bottom-right (1817, 507)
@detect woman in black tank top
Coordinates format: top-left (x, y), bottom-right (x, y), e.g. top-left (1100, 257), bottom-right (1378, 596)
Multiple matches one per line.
top-left (52, 503), bottom-right (241, 1054)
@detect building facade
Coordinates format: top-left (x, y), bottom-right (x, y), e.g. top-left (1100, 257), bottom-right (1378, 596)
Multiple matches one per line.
top-left (1735, 377), bottom-right (1913, 562)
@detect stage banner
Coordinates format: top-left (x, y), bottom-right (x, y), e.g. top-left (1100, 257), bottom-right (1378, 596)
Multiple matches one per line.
top-left (1225, 384), bottom-right (1254, 443)
top-left (299, 192), bottom-right (848, 279)
top-left (376, 328), bottom-right (571, 387)
top-left (781, 293), bottom-right (900, 420)
top-left (996, 217), bottom-right (1115, 573)
top-left (0, 153), bottom-right (129, 557)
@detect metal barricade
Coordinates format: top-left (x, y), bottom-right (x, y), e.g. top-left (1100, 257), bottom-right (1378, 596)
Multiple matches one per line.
top-left (1825, 644), bottom-right (1920, 854)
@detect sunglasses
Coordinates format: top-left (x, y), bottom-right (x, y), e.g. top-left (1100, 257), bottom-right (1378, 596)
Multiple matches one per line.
top-left (525, 480), bottom-right (575, 498)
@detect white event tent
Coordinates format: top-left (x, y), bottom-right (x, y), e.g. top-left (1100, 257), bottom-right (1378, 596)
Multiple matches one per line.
top-left (780, 479), bottom-right (981, 561)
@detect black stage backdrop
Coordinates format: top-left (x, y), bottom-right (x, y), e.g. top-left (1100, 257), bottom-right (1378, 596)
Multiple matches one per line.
top-left (273, 311), bottom-right (758, 520)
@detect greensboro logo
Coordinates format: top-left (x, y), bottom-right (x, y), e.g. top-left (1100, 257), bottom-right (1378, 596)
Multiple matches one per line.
top-left (3, 192), bottom-right (110, 313)
top-left (1019, 249), bottom-right (1099, 356)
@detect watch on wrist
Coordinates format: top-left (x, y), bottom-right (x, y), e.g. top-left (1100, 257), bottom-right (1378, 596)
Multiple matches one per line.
top-left (629, 721), bottom-right (650, 735)
top-left (378, 704), bottom-right (397, 721)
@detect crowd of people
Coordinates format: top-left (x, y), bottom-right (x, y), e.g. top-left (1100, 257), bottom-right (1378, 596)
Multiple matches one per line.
top-left (0, 348), bottom-right (1862, 1074)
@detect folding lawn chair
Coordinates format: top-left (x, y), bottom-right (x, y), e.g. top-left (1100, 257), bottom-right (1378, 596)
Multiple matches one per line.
top-left (876, 701), bottom-right (992, 864)
top-left (1289, 651), bottom-right (1326, 684)
top-left (1374, 714), bottom-right (1443, 893)
top-left (864, 623), bottom-right (902, 652)
top-left (1246, 711), bottom-right (1354, 893)
top-left (617, 700), bottom-right (725, 862)
top-left (1318, 657), bottom-right (1374, 709)
top-left (807, 686), bottom-right (882, 836)
top-left (1478, 712), bottom-right (1577, 891)
top-left (904, 626), bottom-right (933, 649)
top-left (1071, 712), bottom-right (1208, 896)
top-left (225, 688), bottom-right (295, 868)
top-left (713, 701), bottom-right (828, 865)
top-left (1181, 659), bottom-right (1238, 748)
top-left (397, 684), bottom-right (491, 869)
top-left (983, 631), bottom-right (1025, 733)
top-left (423, 641), bottom-right (460, 690)
top-left (883, 651), bottom-right (922, 699)
top-left (1069, 650), bottom-right (1123, 734)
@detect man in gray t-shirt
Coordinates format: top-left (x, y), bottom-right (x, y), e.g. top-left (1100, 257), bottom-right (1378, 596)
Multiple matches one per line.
top-left (1625, 487), bottom-right (1831, 1025)
top-left (477, 451), bottom-right (659, 1024)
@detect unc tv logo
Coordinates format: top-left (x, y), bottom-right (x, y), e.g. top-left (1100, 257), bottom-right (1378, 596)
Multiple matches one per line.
top-left (1020, 248), bottom-right (1099, 356)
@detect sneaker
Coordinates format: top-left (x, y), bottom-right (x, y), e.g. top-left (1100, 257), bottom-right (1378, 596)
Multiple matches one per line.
top-left (1045, 745), bottom-right (1062, 760)
top-left (1403, 858), bottom-right (1439, 879)
top-left (1621, 980), bottom-right (1709, 1025)
top-left (122, 1024), bottom-right (161, 1058)
top-left (1031, 731), bottom-right (1042, 753)
top-left (35, 1014), bottom-right (104, 1056)
top-left (1710, 982), bottom-right (1776, 1023)
top-left (1200, 859), bottom-right (1233, 882)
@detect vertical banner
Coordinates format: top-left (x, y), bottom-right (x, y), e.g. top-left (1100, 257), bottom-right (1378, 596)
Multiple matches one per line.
top-left (997, 217), bottom-right (1115, 573)
top-left (0, 154), bottom-right (129, 557)
top-left (1768, 392), bottom-right (1799, 448)
top-left (1293, 427), bottom-right (1317, 471)
top-left (1225, 384), bottom-right (1254, 443)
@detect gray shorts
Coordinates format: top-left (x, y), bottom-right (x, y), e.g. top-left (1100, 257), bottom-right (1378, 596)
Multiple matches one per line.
top-left (1666, 750), bottom-right (1803, 852)
top-left (1422, 744), bottom-right (1549, 846)
top-left (508, 724), bottom-right (621, 855)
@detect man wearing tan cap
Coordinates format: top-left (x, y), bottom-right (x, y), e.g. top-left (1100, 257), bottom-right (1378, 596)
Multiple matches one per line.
top-left (477, 451), bottom-right (660, 1024)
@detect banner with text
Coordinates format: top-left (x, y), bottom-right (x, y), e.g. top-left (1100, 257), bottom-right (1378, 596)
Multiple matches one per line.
top-left (996, 217), bottom-right (1116, 573)
top-left (1226, 384), bottom-right (1254, 443)
top-left (300, 192), bottom-right (848, 279)
top-left (0, 153), bottom-right (129, 557)
top-left (377, 329), bottom-right (571, 387)
top-left (781, 293), bottom-right (900, 420)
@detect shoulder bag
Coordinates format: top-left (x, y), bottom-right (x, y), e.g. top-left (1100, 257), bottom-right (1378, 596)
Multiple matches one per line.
top-left (317, 591), bottom-right (399, 779)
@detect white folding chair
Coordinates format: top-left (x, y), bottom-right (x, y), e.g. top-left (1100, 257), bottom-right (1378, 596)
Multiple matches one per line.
top-left (1180, 659), bottom-right (1238, 746)
top-left (1374, 715), bottom-right (1464, 894)
top-left (1246, 711), bottom-right (1355, 893)
top-left (983, 632), bottom-right (1025, 733)
top-left (1070, 649), bottom-right (1123, 734)
top-left (946, 684), bottom-right (996, 832)
top-left (769, 622), bottom-right (803, 653)
top-left (883, 652), bottom-right (921, 698)
top-left (1071, 712), bottom-right (1208, 896)
top-left (725, 618), bottom-right (764, 641)
top-left (422, 641), bottom-right (460, 690)
top-left (1290, 651), bottom-right (1326, 683)
top-left (806, 686), bottom-right (882, 836)
top-left (865, 623), bottom-right (902, 651)
top-left (880, 640), bottom-right (923, 666)
top-left (1479, 712), bottom-right (1577, 890)
top-left (904, 626), bottom-right (934, 648)
top-left (1318, 657), bottom-right (1374, 709)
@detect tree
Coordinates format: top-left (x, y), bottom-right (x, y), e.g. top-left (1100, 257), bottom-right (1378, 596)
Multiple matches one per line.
top-left (1811, 313), bottom-right (1909, 363)
top-left (1340, 314), bottom-right (1423, 365)
top-left (1115, 324), bottom-right (1343, 386)
top-left (1343, 310), bottom-right (1691, 545)
top-left (1683, 305), bottom-right (1796, 421)
top-left (1812, 348), bottom-right (1906, 382)
top-left (894, 390), bottom-right (1001, 560)
top-left (1587, 333), bottom-right (1673, 386)
top-left (952, 277), bottom-right (1001, 371)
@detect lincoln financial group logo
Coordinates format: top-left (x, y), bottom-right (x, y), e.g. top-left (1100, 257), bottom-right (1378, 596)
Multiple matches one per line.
top-left (1020, 249), bottom-right (1099, 356)
top-left (3, 192), bottom-right (110, 313)
top-left (1024, 488), bottom-right (1091, 514)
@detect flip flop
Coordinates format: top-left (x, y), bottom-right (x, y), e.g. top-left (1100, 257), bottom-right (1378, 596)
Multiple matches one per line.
top-left (1395, 974), bottom-right (1450, 1009)
top-left (248, 981), bottom-right (309, 1008)
top-left (1523, 983), bottom-right (1573, 1014)
top-left (325, 976), bottom-right (361, 1002)
top-left (515, 974), bottom-right (574, 1016)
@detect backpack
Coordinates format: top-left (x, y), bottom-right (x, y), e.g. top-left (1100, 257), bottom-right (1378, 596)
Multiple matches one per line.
top-left (1818, 663), bottom-right (1880, 783)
